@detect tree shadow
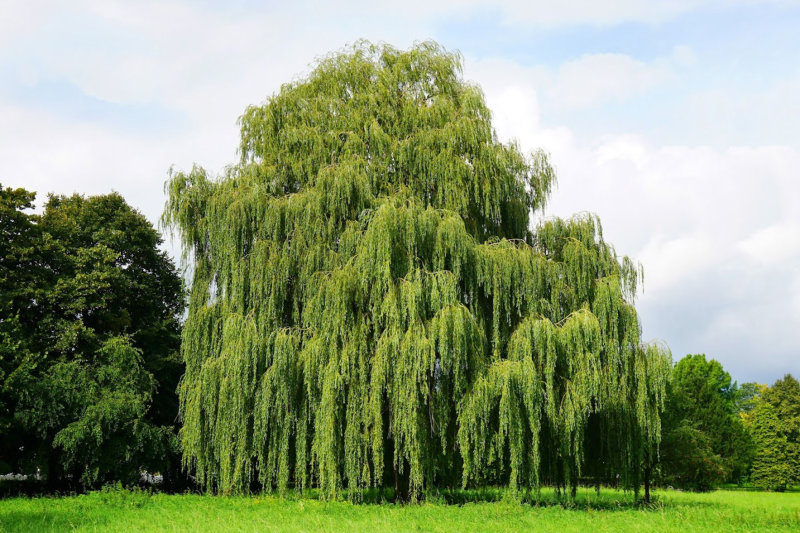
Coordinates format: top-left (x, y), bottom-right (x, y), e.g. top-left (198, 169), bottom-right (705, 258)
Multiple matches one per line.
top-left (292, 486), bottom-right (711, 512)
top-left (421, 487), bottom-right (653, 511)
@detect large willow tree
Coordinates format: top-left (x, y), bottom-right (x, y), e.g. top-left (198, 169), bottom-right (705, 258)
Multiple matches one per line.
top-left (164, 41), bottom-right (670, 501)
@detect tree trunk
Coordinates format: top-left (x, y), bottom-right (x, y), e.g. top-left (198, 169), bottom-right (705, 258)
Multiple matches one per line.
top-left (570, 469), bottom-right (578, 500)
top-left (393, 465), bottom-right (398, 499)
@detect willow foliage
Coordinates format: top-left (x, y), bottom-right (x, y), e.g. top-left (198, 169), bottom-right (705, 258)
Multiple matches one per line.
top-left (164, 41), bottom-right (671, 500)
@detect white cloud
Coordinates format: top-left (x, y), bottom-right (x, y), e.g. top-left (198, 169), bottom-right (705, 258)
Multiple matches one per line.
top-left (549, 53), bottom-right (671, 108)
top-left (0, 103), bottom-right (206, 224)
top-left (638, 234), bottom-right (718, 293)
top-left (549, 139), bottom-right (800, 381)
top-left (464, 53), bottom-right (800, 381)
top-left (329, 0), bottom-right (800, 29)
top-left (684, 73), bottom-right (800, 146)
top-left (739, 223), bottom-right (800, 265)
top-left (466, 47), bottom-right (689, 123)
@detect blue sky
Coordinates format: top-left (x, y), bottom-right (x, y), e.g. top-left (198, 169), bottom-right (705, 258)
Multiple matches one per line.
top-left (1, 0), bottom-right (799, 383)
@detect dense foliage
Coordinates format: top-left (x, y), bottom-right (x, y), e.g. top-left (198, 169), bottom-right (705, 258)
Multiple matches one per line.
top-left (659, 354), bottom-right (754, 490)
top-left (164, 41), bottom-right (671, 500)
top-left (749, 375), bottom-right (800, 491)
top-left (0, 186), bottom-right (184, 489)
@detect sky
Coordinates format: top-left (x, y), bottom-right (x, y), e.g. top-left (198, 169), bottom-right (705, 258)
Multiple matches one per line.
top-left (1, 0), bottom-right (798, 384)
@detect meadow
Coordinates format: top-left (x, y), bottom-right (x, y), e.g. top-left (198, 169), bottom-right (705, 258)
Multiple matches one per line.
top-left (1, 487), bottom-right (798, 532)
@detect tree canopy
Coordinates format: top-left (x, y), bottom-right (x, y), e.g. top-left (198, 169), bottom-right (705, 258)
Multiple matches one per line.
top-left (164, 41), bottom-right (671, 500)
top-left (0, 187), bottom-right (184, 489)
top-left (749, 374), bottom-right (800, 491)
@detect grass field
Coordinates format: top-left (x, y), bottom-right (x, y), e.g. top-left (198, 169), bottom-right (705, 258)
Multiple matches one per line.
top-left (1, 486), bottom-right (798, 532)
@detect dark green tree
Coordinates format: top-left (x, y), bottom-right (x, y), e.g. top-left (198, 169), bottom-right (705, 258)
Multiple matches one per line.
top-left (750, 375), bottom-right (800, 491)
top-left (660, 354), bottom-right (754, 489)
top-left (659, 421), bottom-right (727, 490)
top-left (0, 187), bottom-right (185, 489)
top-left (0, 185), bottom-right (42, 469)
top-left (164, 41), bottom-right (671, 501)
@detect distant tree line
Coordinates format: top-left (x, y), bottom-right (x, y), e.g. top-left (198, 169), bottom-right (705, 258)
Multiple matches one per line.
top-left (659, 354), bottom-right (799, 491)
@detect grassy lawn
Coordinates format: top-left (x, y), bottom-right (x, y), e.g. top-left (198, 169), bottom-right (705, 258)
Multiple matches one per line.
top-left (1, 487), bottom-right (798, 532)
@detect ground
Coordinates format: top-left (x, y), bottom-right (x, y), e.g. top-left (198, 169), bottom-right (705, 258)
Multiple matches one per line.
top-left (0, 487), bottom-right (798, 532)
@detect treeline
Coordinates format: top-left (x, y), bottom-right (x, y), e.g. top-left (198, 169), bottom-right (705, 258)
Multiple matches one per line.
top-left (661, 354), bottom-right (800, 492)
top-left (2, 185), bottom-right (797, 495)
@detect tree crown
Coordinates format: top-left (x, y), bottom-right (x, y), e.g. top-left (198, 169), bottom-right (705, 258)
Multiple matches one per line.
top-left (165, 41), bottom-right (670, 500)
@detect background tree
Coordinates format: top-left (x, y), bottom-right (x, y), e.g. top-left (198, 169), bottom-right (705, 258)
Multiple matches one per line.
top-left (0, 187), bottom-right (185, 490)
top-left (660, 354), bottom-right (754, 489)
top-left (749, 374), bottom-right (800, 491)
top-left (0, 185), bottom-right (42, 472)
top-left (164, 41), bottom-right (671, 501)
top-left (734, 382), bottom-right (763, 417)
top-left (659, 421), bottom-right (727, 490)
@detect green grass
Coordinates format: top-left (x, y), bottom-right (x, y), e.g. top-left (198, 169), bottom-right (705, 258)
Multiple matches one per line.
top-left (1, 487), bottom-right (798, 532)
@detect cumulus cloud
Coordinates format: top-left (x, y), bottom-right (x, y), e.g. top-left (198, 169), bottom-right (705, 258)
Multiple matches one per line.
top-left (739, 223), bottom-right (800, 265)
top-left (547, 53), bottom-right (671, 108)
top-left (563, 140), bottom-right (800, 382)
top-left (464, 52), bottom-right (800, 381)
top-left (463, 51), bottom-right (675, 114)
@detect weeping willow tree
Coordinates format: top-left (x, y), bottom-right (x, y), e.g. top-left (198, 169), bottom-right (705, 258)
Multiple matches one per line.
top-left (163, 41), bottom-right (671, 501)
